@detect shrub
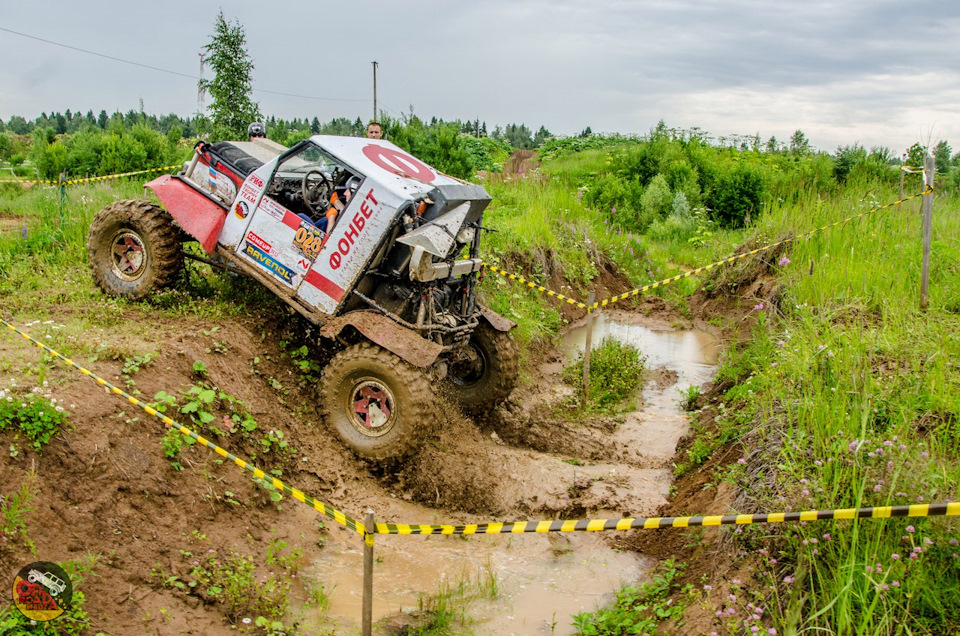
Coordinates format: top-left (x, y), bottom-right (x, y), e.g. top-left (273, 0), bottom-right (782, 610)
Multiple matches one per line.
top-left (563, 337), bottom-right (646, 410)
top-left (709, 163), bottom-right (766, 228)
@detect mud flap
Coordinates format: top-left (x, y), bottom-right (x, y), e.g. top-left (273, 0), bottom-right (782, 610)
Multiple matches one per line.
top-left (320, 312), bottom-right (443, 368)
top-left (146, 175), bottom-right (227, 253)
top-left (478, 305), bottom-right (516, 332)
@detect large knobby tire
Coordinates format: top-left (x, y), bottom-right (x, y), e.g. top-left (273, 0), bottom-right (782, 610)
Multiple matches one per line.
top-left (86, 199), bottom-right (184, 299)
top-left (446, 323), bottom-right (518, 414)
top-left (320, 342), bottom-right (435, 460)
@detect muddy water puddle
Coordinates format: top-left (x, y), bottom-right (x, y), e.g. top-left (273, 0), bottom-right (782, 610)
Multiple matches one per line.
top-left (307, 312), bottom-right (719, 634)
top-left (306, 532), bottom-right (653, 634)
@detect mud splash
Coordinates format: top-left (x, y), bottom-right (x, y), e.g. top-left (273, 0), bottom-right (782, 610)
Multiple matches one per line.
top-left (305, 312), bottom-right (720, 634)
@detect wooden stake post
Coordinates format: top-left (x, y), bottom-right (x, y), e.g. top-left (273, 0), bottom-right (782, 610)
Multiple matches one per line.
top-left (920, 155), bottom-right (934, 311)
top-left (581, 291), bottom-right (596, 410)
top-left (362, 509), bottom-right (375, 636)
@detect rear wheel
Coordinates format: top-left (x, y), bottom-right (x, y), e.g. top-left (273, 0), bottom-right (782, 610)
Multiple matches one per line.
top-left (446, 323), bottom-right (518, 414)
top-left (87, 199), bottom-right (183, 299)
top-left (321, 342), bottom-right (435, 460)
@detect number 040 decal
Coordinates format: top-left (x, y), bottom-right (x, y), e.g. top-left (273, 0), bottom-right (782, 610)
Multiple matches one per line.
top-left (362, 145), bottom-right (436, 183)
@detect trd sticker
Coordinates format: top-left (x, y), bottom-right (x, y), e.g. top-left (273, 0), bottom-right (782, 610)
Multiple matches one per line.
top-left (243, 241), bottom-right (293, 283)
top-left (234, 200), bottom-right (249, 219)
top-left (293, 222), bottom-right (326, 259)
top-left (246, 231), bottom-right (272, 254)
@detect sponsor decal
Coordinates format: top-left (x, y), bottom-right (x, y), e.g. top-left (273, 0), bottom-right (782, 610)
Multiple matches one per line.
top-left (246, 231), bottom-right (272, 254)
top-left (329, 189), bottom-right (379, 270)
top-left (259, 197), bottom-right (286, 222)
top-left (362, 145), bottom-right (436, 183)
top-left (234, 200), bottom-right (249, 220)
top-left (250, 174), bottom-right (265, 188)
top-left (240, 182), bottom-right (259, 203)
top-left (244, 242), bottom-right (294, 283)
top-left (12, 561), bottom-right (72, 622)
top-left (293, 222), bottom-right (326, 259)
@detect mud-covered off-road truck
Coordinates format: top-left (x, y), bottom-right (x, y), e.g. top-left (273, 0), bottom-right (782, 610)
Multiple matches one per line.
top-left (87, 135), bottom-right (518, 459)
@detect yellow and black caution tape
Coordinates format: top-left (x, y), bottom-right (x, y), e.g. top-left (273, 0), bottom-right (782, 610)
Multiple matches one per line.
top-left (588, 187), bottom-right (933, 310)
top-left (376, 502), bottom-right (959, 536)
top-left (0, 318), bottom-right (364, 537)
top-left (483, 265), bottom-right (589, 309)
top-left (10, 164), bottom-right (181, 187)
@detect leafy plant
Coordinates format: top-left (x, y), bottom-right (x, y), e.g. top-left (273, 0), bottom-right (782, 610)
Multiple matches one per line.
top-left (573, 559), bottom-right (691, 635)
top-left (563, 337), bottom-right (646, 411)
top-left (0, 387), bottom-right (68, 451)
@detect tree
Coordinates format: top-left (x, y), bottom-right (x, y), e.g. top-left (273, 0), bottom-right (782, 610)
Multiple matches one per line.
top-left (789, 129), bottom-right (810, 155)
top-left (933, 140), bottom-right (951, 174)
top-left (198, 11), bottom-right (261, 139)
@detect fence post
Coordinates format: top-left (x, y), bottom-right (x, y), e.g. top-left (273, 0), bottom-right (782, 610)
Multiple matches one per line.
top-left (919, 155), bottom-right (935, 311)
top-left (362, 509), bottom-right (375, 636)
top-left (581, 290), bottom-right (596, 410)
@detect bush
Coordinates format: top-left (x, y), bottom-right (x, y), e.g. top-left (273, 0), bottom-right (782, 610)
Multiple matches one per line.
top-left (709, 163), bottom-right (766, 228)
top-left (563, 337), bottom-right (646, 410)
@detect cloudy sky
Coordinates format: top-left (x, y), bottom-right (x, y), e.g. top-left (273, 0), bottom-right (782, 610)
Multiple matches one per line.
top-left (2, 1), bottom-right (958, 154)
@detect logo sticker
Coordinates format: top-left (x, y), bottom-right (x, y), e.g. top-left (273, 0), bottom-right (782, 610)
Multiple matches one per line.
top-left (244, 241), bottom-right (294, 283)
top-left (12, 561), bottom-right (73, 622)
top-left (246, 231), bottom-right (272, 254)
top-left (234, 200), bottom-right (249, 220)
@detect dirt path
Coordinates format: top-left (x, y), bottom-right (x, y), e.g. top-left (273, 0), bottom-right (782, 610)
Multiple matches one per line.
top-left (0, 300), bottom-right (721, 634)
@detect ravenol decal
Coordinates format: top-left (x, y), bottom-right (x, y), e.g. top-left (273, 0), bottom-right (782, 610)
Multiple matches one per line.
top-left (329, 189), bottom-right (380, 270)
top-left (244, 242), bottom-right (294, 283)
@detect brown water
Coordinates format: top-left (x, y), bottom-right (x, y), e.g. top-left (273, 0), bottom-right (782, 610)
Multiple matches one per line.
top-left (304, 312), bottom-right (719, 635)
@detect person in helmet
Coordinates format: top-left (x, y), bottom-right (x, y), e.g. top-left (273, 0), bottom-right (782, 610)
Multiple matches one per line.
top-left (322, 175), bottom-right (363, 231)
top-left (248, 122), bottom-right (266, 141)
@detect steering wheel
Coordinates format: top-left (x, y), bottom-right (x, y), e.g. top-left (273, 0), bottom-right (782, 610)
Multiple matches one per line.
top-left (302, 169), bottom-right (332, 213)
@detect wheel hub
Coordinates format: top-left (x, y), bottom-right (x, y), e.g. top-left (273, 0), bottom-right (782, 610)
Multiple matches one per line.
top-left (349, 379), bottom-right (396, 436)
top-left (449, 343), bottom-right (486, 387)
top-left (110, 231), bottom-right (147, 281)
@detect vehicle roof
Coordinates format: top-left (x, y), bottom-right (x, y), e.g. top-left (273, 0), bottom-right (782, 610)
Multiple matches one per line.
top-left (310, 135), bottom-right (464, 201)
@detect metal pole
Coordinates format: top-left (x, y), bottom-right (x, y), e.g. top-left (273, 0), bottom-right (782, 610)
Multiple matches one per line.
top-left (919, 155), bottom-right (935, 311)
top-left (362, 509), bottom-right (375, 636)
top-left (899, 167), bottom-right (906, 260)
top-left (581, 291), bottom-right (596, 410)
top-left (372, 61), bottom-right (378, 122)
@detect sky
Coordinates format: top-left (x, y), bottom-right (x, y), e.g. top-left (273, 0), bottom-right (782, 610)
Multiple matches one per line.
top-left (2, 0), bottom-right (959, 155)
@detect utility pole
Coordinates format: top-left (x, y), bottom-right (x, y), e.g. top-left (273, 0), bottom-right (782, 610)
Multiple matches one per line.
top-left (197, 51), bottom-right (206, 115)
top-left (372, 61), bottom-right (379, 122)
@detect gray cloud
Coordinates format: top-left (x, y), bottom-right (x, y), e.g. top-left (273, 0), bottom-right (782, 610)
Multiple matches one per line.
top-left (1, 0), bottom-right (958, 153)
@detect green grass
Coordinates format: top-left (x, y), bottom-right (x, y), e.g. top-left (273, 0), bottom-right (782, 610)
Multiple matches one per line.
top-left (703, 182), bottom-right (960, 634)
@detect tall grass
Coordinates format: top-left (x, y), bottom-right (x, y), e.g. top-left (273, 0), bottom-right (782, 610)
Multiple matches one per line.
top-left (712, 180), bottom-right (960, 634)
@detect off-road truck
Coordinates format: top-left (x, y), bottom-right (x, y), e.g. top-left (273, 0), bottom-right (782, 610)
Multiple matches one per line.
top-left (86, 135), bottom-right (518, 459)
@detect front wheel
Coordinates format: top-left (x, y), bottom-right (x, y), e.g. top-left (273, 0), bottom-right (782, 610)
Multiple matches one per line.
top-left (320, 342), bottom-right (435, 460)
top-left (86, 199), bottom-right (184, 299)
top-left (446, 323), bottom-right (518, 414)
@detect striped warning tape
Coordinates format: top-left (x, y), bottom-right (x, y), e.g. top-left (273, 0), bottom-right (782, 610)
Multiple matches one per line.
top-left (9, 164), bottom-right (181, 187)
top-left (483, 265), bottom-right (589, 309)
top-left (376, 502), bottom-right (959, 535)
top-left (0, 318), bottom-right (364, 537)
top-left (588, 187), bottom-right (933, 310)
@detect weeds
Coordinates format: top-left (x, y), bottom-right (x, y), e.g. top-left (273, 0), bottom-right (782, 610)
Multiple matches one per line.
top-left (573, 559), bottom-right (693, 635)
top-left (0, 384), bottom-right (68, 451)
top-left (562, 337), bottom-right (646, 411)
top-left (0, 473), bottom-right (37, 553)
